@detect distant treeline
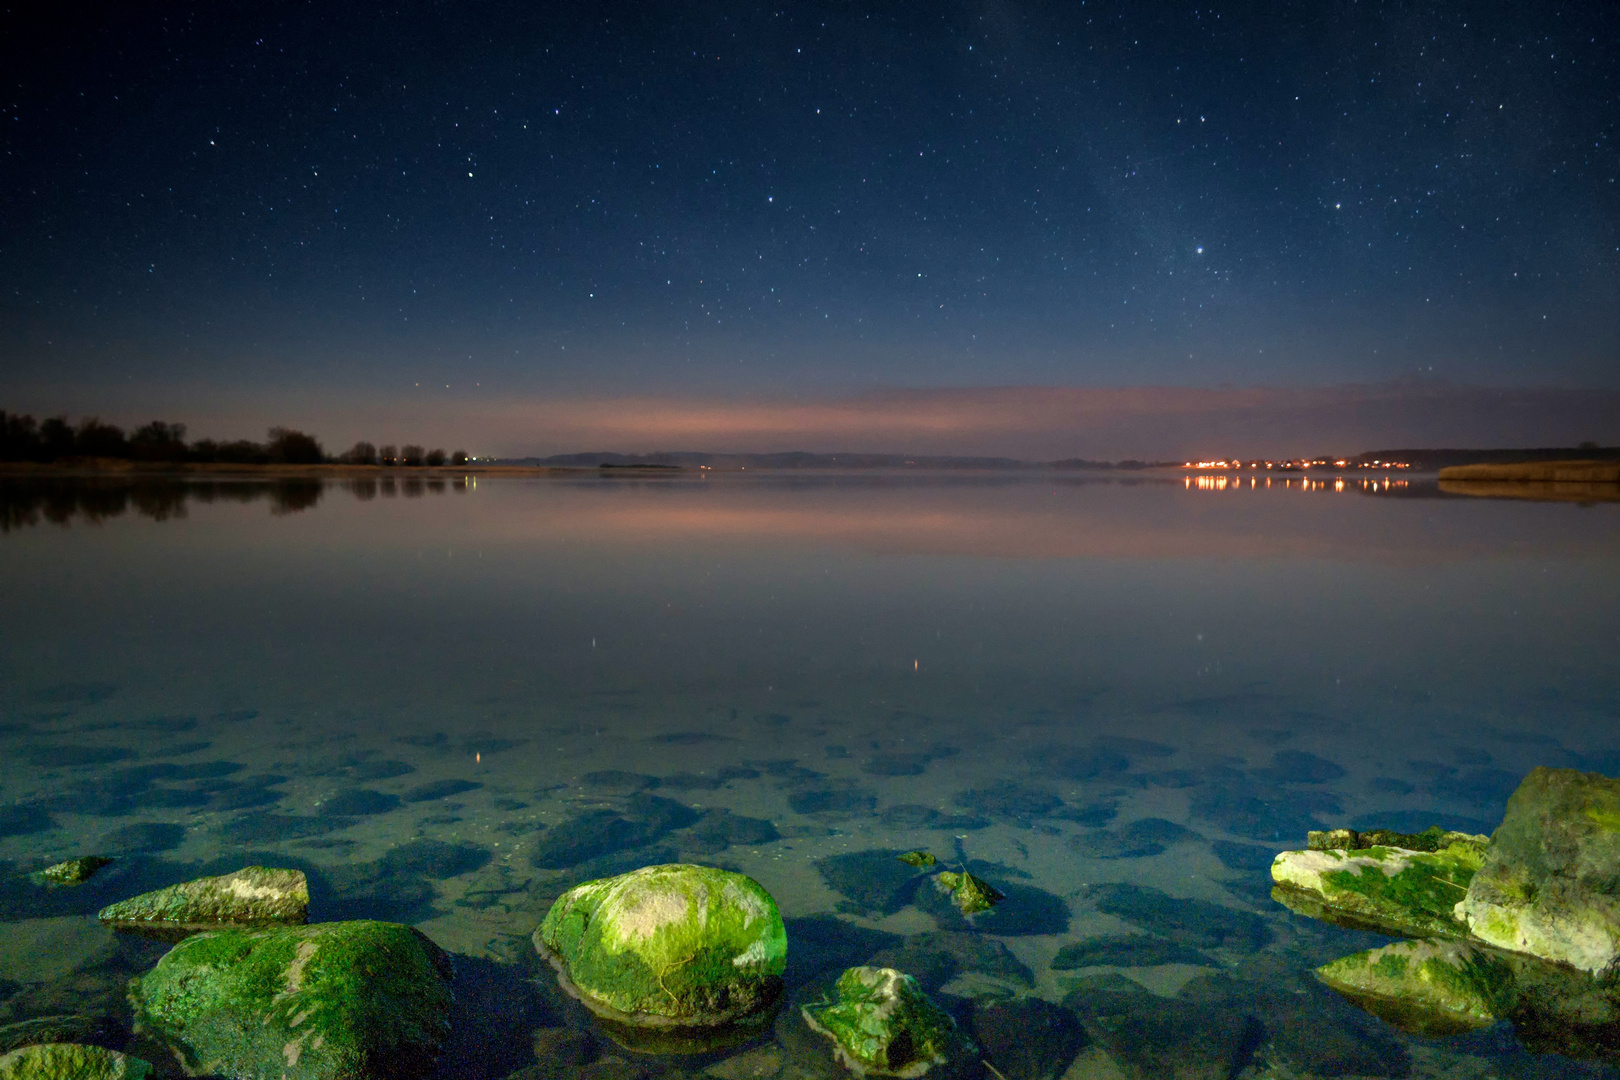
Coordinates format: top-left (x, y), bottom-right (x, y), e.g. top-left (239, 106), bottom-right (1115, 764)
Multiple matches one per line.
top-left (0, 411), bottom-right (467, 467)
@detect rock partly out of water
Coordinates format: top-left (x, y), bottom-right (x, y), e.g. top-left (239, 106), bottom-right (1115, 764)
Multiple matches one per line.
top-left (1315, 939), bottom-right (1514, 1036)
top-left (933, 871), bottom-right (1002, 916)
top-left (801, 967), bottom-right (961, 1078)
top-left (97, 866), bottom-right (308, 938)
top-left (30, 856), bottom-right (113, 887)
top-left (1455, 766), bottom-right (1620, 975)
top-left (1307, 825), bottom-right (1487, 853)
top-left (1270, 838), bottom-right (1484, 938)
top-left (130, 920), bottom-right (453, 1080)
top-left (534, 863), bottom-right (786, 1028)
top-left (0, 1043), bottom-right (152, 1079)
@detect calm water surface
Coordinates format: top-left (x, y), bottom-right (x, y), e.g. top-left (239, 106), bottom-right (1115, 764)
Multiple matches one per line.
top-left (2, 472), bottom-right (1618, 1079)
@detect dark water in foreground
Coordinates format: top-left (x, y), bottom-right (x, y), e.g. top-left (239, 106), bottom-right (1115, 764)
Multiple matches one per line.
top-left (1, 471), bottom-right (1618, 1079)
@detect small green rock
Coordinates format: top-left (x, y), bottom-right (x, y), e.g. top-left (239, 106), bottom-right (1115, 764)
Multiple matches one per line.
top-left (98, 866), bottom-right (307, 937)
top-left (0, 1042), bottom-right (152, 1080)
top-left (31, 857), bottom-right (114, 887)
top-left (129, 920), bottom-right (452, 1080)
top-left (1316, 940), bottom-right (1514, 1037)
top-left (935, 871), bottom-right (1002, 916)
top-left (897, 852), bottom-right (937, 868)
top-left (801, 966), bottom-right (961, 1078)
top-left (535, 863), bottom-right (786, 1027)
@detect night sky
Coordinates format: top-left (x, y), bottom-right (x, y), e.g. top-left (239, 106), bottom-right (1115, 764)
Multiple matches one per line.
top-left (2, 1), bottom-right (1617, 455)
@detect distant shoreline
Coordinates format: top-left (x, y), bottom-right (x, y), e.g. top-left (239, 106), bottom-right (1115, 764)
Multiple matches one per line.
top-left (1437, 460), bottom-right (1620, 483)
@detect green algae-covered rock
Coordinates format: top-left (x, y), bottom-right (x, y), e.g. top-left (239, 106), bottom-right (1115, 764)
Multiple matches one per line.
top-left (1308, 826), bottom-right (1488, 853)
top-left (1456, 767), bottom-right (1620, 975)
top-left (31, 857), bottom-right (114, 887)
top-left (1271, 839), bottom-right (1484, 938)
top-left (129, 920), bottom-right (452, 1080)
top-left (801, 967), bottom-right (961, 1078)
top-left (0, 1043), bottom-right (152, 1079)
top-left (934, 872), bottom-right (1002, 916)
top-left (1316, 939), bottom-right (1514, 1037)
top-left (535, 863), bottom-right (785, 1028)
top-left (98, 866), bottom-right (307, 938)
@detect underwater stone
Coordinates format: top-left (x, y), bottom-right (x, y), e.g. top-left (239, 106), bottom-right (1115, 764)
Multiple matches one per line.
top-left (535, 863), bottom-right (786, 1027)
top-left (98, 866), bottom-right (308, 936)
top-left (31, 856), bottom-right (113, 887)
top-left (801, 967), bottom-right (960, 1078)
top-left (968, 998), bottom-right (1085, 1080)
top-left (1050, 934), bottom-right (1217, 970)
top-left (1315, 939), bottom-right (1513, 1037)
top-left (0, 1043), bottom-right (152, 1079)
top-left (1455, 766), bottom-right (1620, 975)
top-left (131, 920), bottom-right (451, 1080)
top-left (897, 852), bottom-right (936, 868)
top-left (1089, 883), bottom-right (1267, 952)
top-left (0, 1017), bottom-right (112, 1056)
top-left (1270, 838), bottom-right (1484, 938)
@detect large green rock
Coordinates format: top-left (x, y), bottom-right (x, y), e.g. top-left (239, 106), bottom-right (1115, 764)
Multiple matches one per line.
top-left (1270, 838), bottom-right (1484, 938)
top-left (801, 967), bottom-right (961, 1078)
top-left (0, 1043), bottom-right (152, 1079)
top-left (535, 863), bottom-right (785, 1027)
top-left (1316, 940), bottom-right (1514, 1036)
top-left (98, 867), bottom-right (307, 938)
top-left (129, 920), bottom-right (452, 1080)
top-left (1456, 766), bottom-right (1620, 975)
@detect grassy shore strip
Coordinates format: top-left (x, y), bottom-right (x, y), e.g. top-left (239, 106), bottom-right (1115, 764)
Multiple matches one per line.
top-left (1437, 460), bottom-right (1620, 483)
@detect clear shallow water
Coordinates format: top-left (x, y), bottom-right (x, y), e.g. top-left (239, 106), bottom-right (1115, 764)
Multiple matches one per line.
top-left (1, 471), bottom-right (1618, 1079)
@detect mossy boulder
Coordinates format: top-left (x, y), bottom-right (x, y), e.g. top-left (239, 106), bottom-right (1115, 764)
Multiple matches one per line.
top-left (129, 920), bottom-right (452, 1080)
top-left (98, 866), bottom-right (307, 938)
top-left (801, 967), bottom-right (961, 1078)
top-left (1270, 838), bottom-right (1484, 938)
top-left (534, 863), bottom-right (786, 1028)
top-left (1316, 940), bottom-right (1514, 1036)
top-left (1455, 766), bottom-right (1620, 975)
top-left (0, 1043), bottom-right (152, 1079)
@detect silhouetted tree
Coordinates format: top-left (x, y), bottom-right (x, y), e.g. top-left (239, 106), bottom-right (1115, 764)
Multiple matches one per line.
top-left (265, 427), bottom-right (325, 464)
top-left (425, 448), bottom-right (446, 467)
top-left (191, 438), bottom-right (269, 464)
top-left (378, 444), bottom-right (399, 466)
top-left (74, 418), bottom-right (128, 458)
top-left (130, 421), bottom-right (188, 462)
top-left (0, 412), bottom-right (42, 460)
top-left (341, 441), bottom-right (378, 465)
top-left (450, 450), bottom-right (468, 466)
top-left (401, 444), bottom-right (425, 466)
top-left (36, 417), bottom-right (75, 459)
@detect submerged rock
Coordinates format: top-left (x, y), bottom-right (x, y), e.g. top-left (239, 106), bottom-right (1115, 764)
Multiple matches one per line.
top-left (534, 863), bottom-right (786, 1028)
top-left (0, 1016), bottom-right (116, 1055)
top-left (1315, 939), bottom-right (1513, 1036)
top-left (30, 856), bottom-right (113, 887)
top-left (130, 920), bottom-right (452, 1080)
top-left (801, 967), bottom-right (961, 1078)
top-left (97, 866), bottom-right (308, 938)
top-left (1455, 766), bottom-right (1620, 975)
top-left (1270, 837), bottom-right (1484, 938)
top-left (0, 1043), bottom-right (152, 1079)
